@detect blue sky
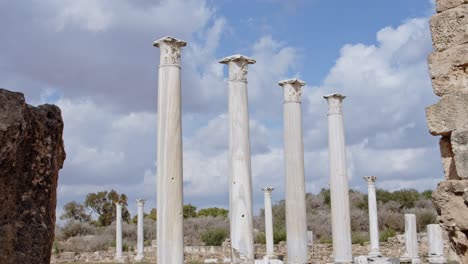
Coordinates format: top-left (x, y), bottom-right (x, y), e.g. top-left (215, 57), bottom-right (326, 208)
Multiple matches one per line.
top-left (0, 0), bottom-right (441, 218)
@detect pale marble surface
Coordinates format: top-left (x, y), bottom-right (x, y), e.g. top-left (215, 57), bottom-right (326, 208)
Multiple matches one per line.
top-left (135, 199), bottom-right (145, 262)
top-left (220, 55), bottom-right (256, 263)
top-left (324, 94), bottom-right (353, 263)
top-left (401, 214), bottom-right (421, 263)
top-left (155, 36), bottom-right (186, 264)
top-left (364, 176), bottom-right (381, 257)
top-left (115, 203), bottom-right (124, 263)
top-left (262, 188), bottom-right (275, 258)
top-left (427, 224), bottom-right (447, 264)
top-left (280, 79), bottom-right (308, 264)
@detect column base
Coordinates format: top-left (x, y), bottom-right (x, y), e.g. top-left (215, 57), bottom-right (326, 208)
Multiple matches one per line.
top-left (399, 257), bottom-right (421, 264)
top-left (134, 253), bottom-right (144, 262)
top-left (427, 256), bottom-right (447, 264)
top-left (354, 255), bottom-right (392, 264)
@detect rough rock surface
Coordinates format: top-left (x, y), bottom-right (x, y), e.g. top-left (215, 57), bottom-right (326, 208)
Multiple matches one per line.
top-left (428, 43), bottom-right (468, 96)
top-left (425, 93), bottom-right (468, 136)
top-left (430, 4), bottom-right (468, 52)
top-left (452, 130), bottom-right (468, 179)
top-left (432, 180), bottom-right (468, 263)
top-left (0, 89), bottom-right (66, 264)
top-left (436, 0), bottom-right (468, 13)
top-left (439, 137), bottom-right (460, 180)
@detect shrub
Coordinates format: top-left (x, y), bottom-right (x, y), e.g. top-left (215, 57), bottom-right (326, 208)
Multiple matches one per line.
top-left (201, 228), bottom-right (228, 246)
top-left (273, 229), bottom-right (287, 244)
top-left (255, 232), bottom-right (266, 244)
top-left (380, 228), bottom-right (396, 242)
top-left (351, 232), bottom-right (369, 246)
top-left (61, 220), bottom-right (96, 239)
top-left (319, 236), bottom-right (332, 244)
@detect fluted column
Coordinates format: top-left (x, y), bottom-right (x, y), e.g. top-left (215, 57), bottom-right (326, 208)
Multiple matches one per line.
top-left (219, 54), bottom-right (256, 263)
top-left (401, 214), bottom-right (421, 263)
top-left (115, 202), bottom-right (123, 262)
top-left (324, 94), bottom-right (352, 263)
top-left (135, 199), bottom-right (145, 262)
top-left (364, 176), bottom-right (381, 257)
top-left (154, 36), bottom-right (186, 264)
top-left (427, 224), bottom-right (446, 264)
top-left (262, 187), bottom-right (275, 258)
top-left (280, 79), bottom-right (308, 264)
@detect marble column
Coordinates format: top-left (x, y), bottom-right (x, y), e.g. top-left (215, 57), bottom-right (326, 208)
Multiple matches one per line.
top-left (219, 54), bottom-right (256, 263)
top-left (401, 214), bottom-right (421, 264)
top-left (135, 199), bottom-right (145, 262)
top-left (364, 176), bottom-right (381, 257)
top-left (280, 79), bottom-right (308, 264)
top-left (427, 224), bottom-right (446, 264)
top-left (262, 187), bottom-right (275, 259)
top-left (115, 202), bottom-right (123, 262)
top-left (154, 36), bottom-right (186, 264)
top-left (324, 94), bottom-right (352, 263)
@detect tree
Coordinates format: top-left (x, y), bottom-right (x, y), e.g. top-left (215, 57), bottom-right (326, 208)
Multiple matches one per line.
top-left (197, 207), bottom-right (229, 218)
top-left (84, 190), bottom-right (131, 226)
top-left (60, 201), bottom-right (91, 223)
top-left (201, 228), bottom-right (228, 246)
top-left (147, 208), bottom-right (157, 221)
top-left (184, 204), bottom-right (197, 218)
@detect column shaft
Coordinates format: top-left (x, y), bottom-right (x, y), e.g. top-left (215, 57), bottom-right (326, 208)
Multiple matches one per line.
top-left (154, 36), bottom-right (186, 264)
top-left (263, 188), bottom-right (275, 258)
top-left (116, 203), bottom-right (123, 260)
top-left (220, 55), bottom-right (256, 263)
top-left (136, 199), bottom-right (145, 261)
top-left (427, 224), bottom-right (446, 263)
top-left (364, 176), bottom-right (381, 257)
top-left (281, 79), bottom-right (308, 264)
top-left (324, 94), bottom-right (352, 263)
top-left (402, 214), bottom-right (420, 263)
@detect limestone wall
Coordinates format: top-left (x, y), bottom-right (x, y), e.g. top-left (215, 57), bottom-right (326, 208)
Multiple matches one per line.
top-left (426, 0), bottom-right (468, 262)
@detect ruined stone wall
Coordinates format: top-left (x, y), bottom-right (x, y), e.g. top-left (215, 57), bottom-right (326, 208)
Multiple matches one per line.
top-left (0, 89), bottom-right (66, 264)
top-left (50, 235), bottom-right (447, 263)
top-left (426, 1), bottom-right (468, 263)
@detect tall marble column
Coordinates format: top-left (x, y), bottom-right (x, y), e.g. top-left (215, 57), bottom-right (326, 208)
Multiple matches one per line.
top-left (115, 202), bottom-right (123, 262)
top-left (324, 94), bottom-right (352, 263)
top-left (427, 224), bottom-right (446, 264)
top-left (135, 199), bottom-right (145, 262)
top-left (262, 187), bottom-right (275, 259)
top-left (154, 36), bottom-right (186, 264)
top-left (219, 54), bottom-right (256, 263)
top-left (364, 176), bottom-right (381, 257)
top-left (401, 214), bottom-right (421, 264)
top-left (280, 79), bottom-right (308, 264)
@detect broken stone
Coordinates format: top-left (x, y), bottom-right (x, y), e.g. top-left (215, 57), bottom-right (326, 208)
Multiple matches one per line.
top-left (425, 93), bottom-right (468, 136)
top-left (452, 130), bottom-right (468, 179)
top-left (436, 0), bottom-right (468, 13)
top-left (0, 88), bottom-right (66, 264)
top-left (439, 137), bottom-right (460, 180)
top-left (430, 4), bottom-right (468, 52)
top-left (428, 43), bottom-right (468, 96)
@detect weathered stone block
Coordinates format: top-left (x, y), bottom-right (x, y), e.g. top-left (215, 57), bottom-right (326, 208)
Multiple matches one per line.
top-left (452, 130), bottom-right (468, 178)
top-left (425, 93), bottom-right (468, 136)
top-left (0, 89), bottom-right (66, 264)
top-left (439, 136), bottom-right (460, 180)
top-left (432, 180), bottom-right (468, 263)
top-left (437, 0), bottom-right (468, 12)
top-left (430, 4), bottom-right (468, 51)
top-left (428, 43), bottom-right (468, 96)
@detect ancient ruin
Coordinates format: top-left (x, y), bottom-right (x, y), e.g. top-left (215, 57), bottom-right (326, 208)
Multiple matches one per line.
top-left (324, 94), bottom-right (353, 263)
top-left (0, 88), bottom-right (66, 264)
top-left (401, 214), bottom-right (421, 263)
top-left (115, 202), bottom-right (124, 263)
top-left (220, 54), bottom-right (256, 263)
top-left (154, 36), bottom-right (187, 264)
top-left (280, 79), bottom-right (308, 264)
top-left (135, 199), bottom-right (145, 262)
top-left (426, 0), bottom-right (468, 263)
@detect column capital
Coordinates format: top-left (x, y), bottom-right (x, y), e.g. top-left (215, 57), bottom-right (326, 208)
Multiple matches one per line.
top-left (363, 176), bottom-right (377, 185)
top-left (137, 199), bottom-right (146, 206)
top-left (324, 93), bottom-right (346, 115)
top-left (219, 54), bottom-right (256, 82)
top-left (153, 36), bottom-right (187, 67)
top-left (279, 79), bottom-right (306, 103)
top-left (262, 187), bottom-right (274, 197)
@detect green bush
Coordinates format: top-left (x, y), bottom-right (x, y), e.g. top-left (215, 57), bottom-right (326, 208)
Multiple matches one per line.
top-left (380, 228), bottom-right (396, 242)
top-left (351, 232), bottom-right (369, 246)
top-left (319, 236), bottom-right (332, 244)
top-left (254, 232), bottom-right (266, 244)
top-left (273, 228), bottom-right (287, 244)
top-left (201, 228), bottom-right (228, 246)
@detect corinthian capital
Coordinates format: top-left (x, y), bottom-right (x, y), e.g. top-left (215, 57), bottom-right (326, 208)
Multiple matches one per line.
top-left (363, 176), bottom-right (377, 185)
top-left (153, 36), bottom-right (187, 66)
top-left (262, 187), bottom-right (274, 196)
top-left (219, 54), bottom-right (256, 82)
top-left (324, 93), bottom-right (346, 115)
top-left (279, 78), bottom-right (306, 103)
